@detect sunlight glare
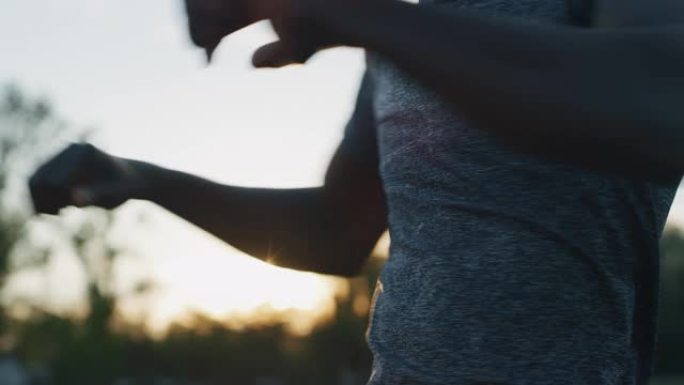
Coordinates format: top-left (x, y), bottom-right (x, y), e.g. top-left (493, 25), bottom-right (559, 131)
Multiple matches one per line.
top-left (116, 204), bottom-right (345, 336)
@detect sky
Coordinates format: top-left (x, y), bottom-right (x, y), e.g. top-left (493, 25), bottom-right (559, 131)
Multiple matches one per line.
top-left (3, 0), bottom-right (684, 334)
top-left (1, 0), bottom-right (368, 333)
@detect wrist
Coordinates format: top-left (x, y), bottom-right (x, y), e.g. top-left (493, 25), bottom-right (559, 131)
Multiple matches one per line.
top-left (124, 159), bottom-right (168, 203)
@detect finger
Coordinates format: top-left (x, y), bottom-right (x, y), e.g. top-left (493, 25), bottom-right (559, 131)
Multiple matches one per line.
top-left (185, 0), bottom-right (247, 52)
top-left (185, 3), bottom-right (225, 48)
top-left (205, 44), bottom-right (217, 64)
top-left (187, 18), bottom-right (226, 50)
top-left (252, 40), bottom-right (308, 68)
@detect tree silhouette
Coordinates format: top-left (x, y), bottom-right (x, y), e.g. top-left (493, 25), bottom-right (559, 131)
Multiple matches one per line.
top-left (0, 84), bottom-right (73, 332)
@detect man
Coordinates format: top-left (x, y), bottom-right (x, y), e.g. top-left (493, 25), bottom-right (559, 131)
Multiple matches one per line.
top-left (29, 0), bottom-right (684, 384)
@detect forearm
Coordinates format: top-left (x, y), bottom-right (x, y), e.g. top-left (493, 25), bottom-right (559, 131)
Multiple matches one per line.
top-left (308, 0), bottom-right (684, 178)
top-left (132, 161), bottom-right (366, 276)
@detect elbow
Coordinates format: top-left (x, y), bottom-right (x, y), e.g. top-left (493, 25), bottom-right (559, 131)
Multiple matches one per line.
top-left (272, 243), bottom-right (370, 278)
top-left (332, 255), bottom-right (367, 278)
top-left (331, 235), bottom-right (379, 277)
top-left (311, 227), bottom-right (379, 277)
top-left (317, 249), bottom-right (370, 277)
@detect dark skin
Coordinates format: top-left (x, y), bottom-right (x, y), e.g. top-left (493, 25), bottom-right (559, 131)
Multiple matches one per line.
top-left (188, 0), bottom-right (684, 181)
top-left (29, 74), bottom-right (385, 277)
top-left (28, 0), bottom-right (684, 277)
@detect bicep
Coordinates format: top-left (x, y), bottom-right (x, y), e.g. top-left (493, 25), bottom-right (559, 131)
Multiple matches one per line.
top-left (323, 70), bottom-right (387, 254)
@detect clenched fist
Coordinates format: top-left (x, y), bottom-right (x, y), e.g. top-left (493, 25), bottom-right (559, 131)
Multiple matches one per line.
top-left (184, 0), bottom-right (337, 66)
top-left (29, 143), bottom-right (148, 214)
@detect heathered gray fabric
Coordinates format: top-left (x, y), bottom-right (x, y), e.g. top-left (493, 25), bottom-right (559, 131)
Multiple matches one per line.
top-left (363, 1), bottom-right (681, 384)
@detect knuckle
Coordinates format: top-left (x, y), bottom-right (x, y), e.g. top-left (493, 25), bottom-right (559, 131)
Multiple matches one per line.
top-left (67, 142), bottom-right (88, 154)
top-left (77, 142), bottom-right (96, 155)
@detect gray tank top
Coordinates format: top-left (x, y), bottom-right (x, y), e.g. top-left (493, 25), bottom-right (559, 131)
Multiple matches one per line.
top-left (364, 1), bottom-right (680, 384)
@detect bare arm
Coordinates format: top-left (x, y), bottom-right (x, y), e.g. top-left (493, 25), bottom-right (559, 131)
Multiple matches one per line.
top-left (186, 0), bottom-right (684, 180)
top-left (29, 73), bottom-right (387, 277)
top-left (139, 73), bottom-right (386, 275)
top-left (294, 0), bottom-right (684, 180)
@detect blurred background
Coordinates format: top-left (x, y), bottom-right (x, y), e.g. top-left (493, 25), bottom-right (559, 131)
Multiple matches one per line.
top-left (0, 0), bottom-right (682, 384)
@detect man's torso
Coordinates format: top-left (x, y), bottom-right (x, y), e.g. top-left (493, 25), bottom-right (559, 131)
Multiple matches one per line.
top-left (364, 1), bottom-right (679, 384)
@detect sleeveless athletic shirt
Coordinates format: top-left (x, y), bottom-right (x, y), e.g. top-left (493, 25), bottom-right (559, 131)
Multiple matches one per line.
top-left (363, 1), bottom-right (681, 384)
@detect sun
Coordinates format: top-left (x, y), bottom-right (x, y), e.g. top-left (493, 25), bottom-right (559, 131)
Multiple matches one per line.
top-left (114, 203), bottom-right (347, 336)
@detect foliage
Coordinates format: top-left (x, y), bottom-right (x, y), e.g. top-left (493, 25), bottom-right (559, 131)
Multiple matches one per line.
top-left (1, 85), bottom-right (682, 384)
top-left (0, 85), bottom-right (147, 375)
top-left (0, 85), bottom-right (73, 333)
top-left (12, 257), bottom-right (383, 385)
top-left (0, 84), bottom-right (378, 384)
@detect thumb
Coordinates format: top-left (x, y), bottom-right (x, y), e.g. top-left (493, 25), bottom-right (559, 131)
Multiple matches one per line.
top-left (72, 182), bottom-right (131, 210)
top-left (252, 40), bottom-right (312, 68)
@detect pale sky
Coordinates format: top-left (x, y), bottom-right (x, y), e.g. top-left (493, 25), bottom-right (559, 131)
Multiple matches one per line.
top-left (2, 0), bottom-right (684, 333)
top-left (1, 0), bottom-right (367, 333)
